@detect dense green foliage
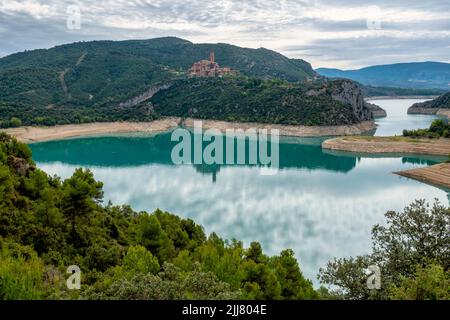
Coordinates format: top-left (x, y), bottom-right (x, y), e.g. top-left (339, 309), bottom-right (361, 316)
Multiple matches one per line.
top-left (0, 37), bottom-right (314, 109)
top-left (0, 76), bottom-right (371, 127)
top-left (318, 199), bottom-right (449, 300)
top-left (0, 37), bottom-right (379, 128)
top-left (151, 77), bottom-right (362, 126)
top-left (403, 119), bottom-right (450, 138)
top-left (0, 101), bottom-right (158, 128)
top-left (0, 133), bottom-right (317, 300)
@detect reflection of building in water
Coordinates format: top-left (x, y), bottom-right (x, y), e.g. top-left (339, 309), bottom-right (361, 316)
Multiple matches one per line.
top-left (188, 51), bottom-right (234, 77)
top-left (194, 164), bottom-right (220, 183)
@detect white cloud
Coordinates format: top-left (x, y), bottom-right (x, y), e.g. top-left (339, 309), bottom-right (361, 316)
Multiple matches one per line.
top-left (0, 0), bottom-right (54, 19)
top-left (0, 0), bottom-right (449, 68)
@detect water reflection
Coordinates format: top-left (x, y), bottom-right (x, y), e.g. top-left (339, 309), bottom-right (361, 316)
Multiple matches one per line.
top-left (31, 133), bottom-right (449, 286)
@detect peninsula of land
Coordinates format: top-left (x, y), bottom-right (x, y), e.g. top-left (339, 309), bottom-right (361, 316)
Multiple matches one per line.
top-left (395, 163), bottom-right (450, 190)
top-left (322, 135), bottom-right (450, 189)
top-left (322, 136), bottom-right (450, 156)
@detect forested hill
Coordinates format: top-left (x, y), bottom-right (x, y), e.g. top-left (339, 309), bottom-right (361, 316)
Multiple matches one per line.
top-left (151, 77), bottom-right (372, 126)
top-left (0, 37), bottom-right (315, 109)
top-left (0, 76), bottom-right (375, 127)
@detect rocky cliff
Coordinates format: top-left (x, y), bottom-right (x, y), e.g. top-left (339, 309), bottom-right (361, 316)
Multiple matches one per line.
top-left (366, 102), bottom-right (387, 117)
top-left (330, 79), bottom-right (376, 121)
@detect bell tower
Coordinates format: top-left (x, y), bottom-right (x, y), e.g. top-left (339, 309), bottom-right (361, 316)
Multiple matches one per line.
top-left (209, 50), bottom-right (215, 63)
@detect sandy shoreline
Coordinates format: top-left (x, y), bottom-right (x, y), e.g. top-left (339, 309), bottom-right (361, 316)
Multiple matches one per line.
top-left (1, 118), bottom-right (182, 143)
top-left (2, 118), bottom-right (377, 142)
top-left (395, 163), bottom-right (450, 190)
top-left (182, 118), bottom-right (376, 137)
top-left (322, 136), bottom-right (450, 156)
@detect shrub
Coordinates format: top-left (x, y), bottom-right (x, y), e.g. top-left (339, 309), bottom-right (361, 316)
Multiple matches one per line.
top-left (123, 245), bottom-right (160, 275)
top-left (0, 243), bottom-right (46, 299)
top-left (9, 117), bottom-right (22, 128)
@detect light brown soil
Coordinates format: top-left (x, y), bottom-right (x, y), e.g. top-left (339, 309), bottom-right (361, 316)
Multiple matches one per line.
top-left (322, 136), bottom-right (450, 156)
top-left (395, 163), bottom-right (450, 189)
top-left (1, 118), bottom-right (182, 143)
top-left (182, 118), bottom-right (376, 137)
top-left (1, 118), bottom-right (377, 142)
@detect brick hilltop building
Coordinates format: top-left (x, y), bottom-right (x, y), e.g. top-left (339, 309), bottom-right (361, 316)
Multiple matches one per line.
top-left (188, 51), bottom-right (233, 77)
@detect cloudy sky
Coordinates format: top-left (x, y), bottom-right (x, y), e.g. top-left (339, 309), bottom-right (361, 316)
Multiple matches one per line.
top-left (1, 0), bottom-right (449, 69)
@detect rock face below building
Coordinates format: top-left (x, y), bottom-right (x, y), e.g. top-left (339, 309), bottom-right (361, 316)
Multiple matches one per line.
top-left (151, 77), bottom-right (375, 126)
top-left (330, 79), bottom-right (375, 122)
top-left (188, 51), bottom-right (234, 77)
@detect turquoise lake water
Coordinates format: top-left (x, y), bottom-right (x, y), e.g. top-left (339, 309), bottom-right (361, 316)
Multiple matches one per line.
top-left (29, 99), bottom-right (449, 285)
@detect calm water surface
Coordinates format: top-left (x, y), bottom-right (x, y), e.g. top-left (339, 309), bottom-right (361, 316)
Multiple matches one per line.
top-left (30, 99), bottom-right (449, 285)
top-left (371, 98), bottom-right (440, 136)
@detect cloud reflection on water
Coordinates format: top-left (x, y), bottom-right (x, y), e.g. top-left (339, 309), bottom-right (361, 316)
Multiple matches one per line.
top-left (37, 157), bottom-right (448, 285)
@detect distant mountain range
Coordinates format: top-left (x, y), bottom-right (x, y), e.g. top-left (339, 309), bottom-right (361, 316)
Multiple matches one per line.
top-left (316, 62), bottom-right (450, 90)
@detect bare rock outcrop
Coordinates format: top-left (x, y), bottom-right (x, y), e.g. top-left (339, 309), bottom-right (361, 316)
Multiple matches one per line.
top-left (366, 102), bottom-right (387, 118)
top-left (119, 82), bottom-right (173, 108)
top-left (330, 80), bottom-right (374, 122)
top-left (8, 156), bottom-right (35, 176)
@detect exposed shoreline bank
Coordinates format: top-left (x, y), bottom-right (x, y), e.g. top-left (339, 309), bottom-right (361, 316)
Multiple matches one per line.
top-left (181, 118), bottom-right (376, 137)
top-left (322, 136), bottom-right (450, 156)
top-left (408, 107), bottom-right (450, 119)
top-left (1, 118), bottom-right (182, 143)
top-left (395, 163), bottom-right (450, 190)
top-left (2, 118), bottom-right (377, 143)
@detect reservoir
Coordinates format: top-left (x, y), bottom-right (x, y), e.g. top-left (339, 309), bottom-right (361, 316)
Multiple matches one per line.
top-left (29, 99), bottom-right (449, 285)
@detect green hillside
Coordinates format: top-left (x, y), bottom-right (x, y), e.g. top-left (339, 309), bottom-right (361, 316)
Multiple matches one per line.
top-left (151, 77), bottom-right (364, 126)
top-left (0, 37), bottom-right (380, 128)
top-left (0, 37), bottom-right (315, 109)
